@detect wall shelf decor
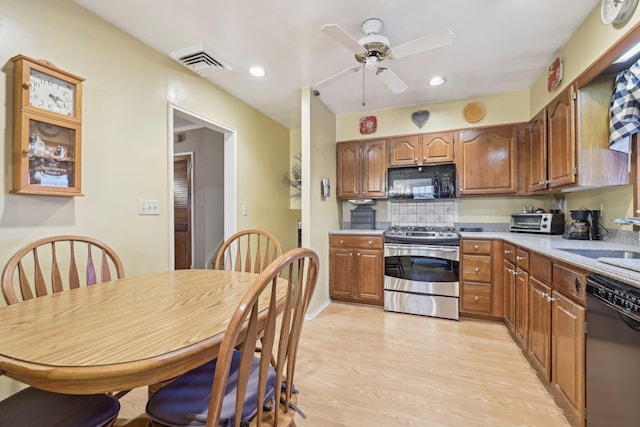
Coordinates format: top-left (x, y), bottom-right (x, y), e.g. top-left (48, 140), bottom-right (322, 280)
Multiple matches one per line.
top-left (11, 54), bottom-right (84, 196)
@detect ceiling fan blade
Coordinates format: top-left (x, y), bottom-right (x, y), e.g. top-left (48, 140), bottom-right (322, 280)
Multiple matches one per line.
top-left (388, 29), bottom-right (455, 59)
top-left (321, 24), bottom-right (367, 55)
top-left (376, 67), bottom-right (408, 94)
top-left (313, 65), bottom-right (362, 90)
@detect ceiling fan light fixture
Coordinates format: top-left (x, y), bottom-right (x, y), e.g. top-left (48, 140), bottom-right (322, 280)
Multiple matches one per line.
top-left (428, 76), bottom-right (446, 86)
top-left (365, 55), bottom-right (379, 70)
top-left (249, 66), bottom-right (266, 77)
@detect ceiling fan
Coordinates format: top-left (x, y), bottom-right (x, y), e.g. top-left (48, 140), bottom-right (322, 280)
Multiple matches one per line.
top-left (314, 18), bottom-right (454, 96)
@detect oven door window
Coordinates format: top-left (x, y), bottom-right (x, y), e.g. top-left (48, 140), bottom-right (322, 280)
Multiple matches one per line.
top-left (385, 255), bottom-right (459, 282)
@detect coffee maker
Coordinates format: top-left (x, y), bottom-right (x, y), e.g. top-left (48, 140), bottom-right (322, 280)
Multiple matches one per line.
top-left (563, 208), bottom-right (601, 240)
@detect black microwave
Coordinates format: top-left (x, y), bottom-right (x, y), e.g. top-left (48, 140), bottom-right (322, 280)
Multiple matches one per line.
top-left (387, 164), bottom-right (456, 199)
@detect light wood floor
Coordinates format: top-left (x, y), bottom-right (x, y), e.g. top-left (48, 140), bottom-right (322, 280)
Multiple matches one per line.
top-left (117, 302), bottom-right (571, 427)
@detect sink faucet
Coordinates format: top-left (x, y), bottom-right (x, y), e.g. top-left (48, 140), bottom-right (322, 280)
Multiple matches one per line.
top-left (612, 217), bottom-right (640, 225)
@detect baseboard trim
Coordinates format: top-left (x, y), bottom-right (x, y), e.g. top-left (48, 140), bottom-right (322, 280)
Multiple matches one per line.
top-left (305, 298), bottom-right (331, 320)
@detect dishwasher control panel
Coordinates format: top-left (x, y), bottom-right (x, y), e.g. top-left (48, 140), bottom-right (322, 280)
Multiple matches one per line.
top-left (587, 273), bottom-right (640, 317)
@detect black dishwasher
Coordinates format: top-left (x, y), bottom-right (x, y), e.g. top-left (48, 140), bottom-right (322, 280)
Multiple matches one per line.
top-left (586, 273), bottom-right (640, 427)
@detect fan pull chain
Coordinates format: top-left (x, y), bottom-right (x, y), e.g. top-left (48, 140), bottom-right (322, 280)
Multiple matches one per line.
top-left (362, 67), bottom-right (366, 107)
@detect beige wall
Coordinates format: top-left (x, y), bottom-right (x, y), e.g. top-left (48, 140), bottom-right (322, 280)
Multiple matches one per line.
top-left (302, 88), bottom-right (340, 315)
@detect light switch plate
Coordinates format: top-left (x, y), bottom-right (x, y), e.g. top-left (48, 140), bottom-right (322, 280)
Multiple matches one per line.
top-left (138, 199), bottom-right (160, 215)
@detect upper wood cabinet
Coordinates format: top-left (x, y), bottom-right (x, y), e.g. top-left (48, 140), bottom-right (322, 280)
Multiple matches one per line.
top-left (528, 108), bottom-right (548, 193)
top-left (456, 125), bottom-right (518, 195)
top-left (524, 77), bottom-right (629, 194)
top-left (336, 139), bottom-right (387, 199)
top-left (388, 132), bottom-right (454, 167)
top-left (547, 85), bottom-right (576, 188)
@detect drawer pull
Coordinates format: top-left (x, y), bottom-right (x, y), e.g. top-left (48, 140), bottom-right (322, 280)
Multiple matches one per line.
top-left (474, 296), bottom-right (480, 301)
top-left (473, 245), bottom-right (479, 250)
top-left (516, 256), bottom-right (524, 261)
top-left (368, 240), bottom-right (372, 245)
top-left (547, 296), bottom-right (558, 302)
top-left (574, 278), bottom-right (581, 292)
top-left (357, 252), bottom-right (361, 257)
top-left (474, 267), bottom-right (480, 273)
top-left (504, 250), bottom-right (512, 254)
top-left (340, 240), bottom-right (344, 245)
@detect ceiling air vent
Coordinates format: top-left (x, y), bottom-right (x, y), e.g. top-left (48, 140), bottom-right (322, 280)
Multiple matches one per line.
top-left (170, 44), bottom-right (232, 77)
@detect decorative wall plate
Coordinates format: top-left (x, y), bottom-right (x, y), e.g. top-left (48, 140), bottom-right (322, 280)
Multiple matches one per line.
top-left (547, 57), bottom-right (563, 92)
top-left (359, 116), bottom-right (377, 134)
top-left (411, 110), bottom-right (430, 128)
top-left (463, 102), bottom-right (486, 123)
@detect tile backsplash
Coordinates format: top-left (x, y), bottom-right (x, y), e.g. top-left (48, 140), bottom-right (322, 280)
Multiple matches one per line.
top-left (390, 199), bottom-right (458, 226)
top-left (342, 199), bottom-right (459, 228)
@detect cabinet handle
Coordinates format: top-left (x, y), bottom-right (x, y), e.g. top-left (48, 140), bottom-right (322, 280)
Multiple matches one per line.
top-left (474, 267), bottom-right (480, 273)
top-left (504, 250), bottom-right (512, 254)
top-left (540, 292), bottom-right (548, 298)
top-left (473, 245), bottom-right (479, 250)
top-left (22, 81), bottom-right (31, 90)
top-left (547, 296), bottom-right (558, 302)
top-left (423, 157), bottom-right (426, 162)
top-left (474, 296), bottom-right (480, 301)
top-left (574, 278), bottom-right (581, 292)
top-left (349, 252), bottom-right (353, 256)
top-left (21, 148), bottom-right (30, 157)
top-left (414, 157), bottom-right (418, 162)
top-left (340, 240), bottom-right (344, 245)
top-left (357, 252), bottom-right (361, 257)
top-left (459, 188), bottom-right (464, 193)
top-left (516, 256), bottom-right (524, 261)
top-left (368, 240), bottom-right (372, 245)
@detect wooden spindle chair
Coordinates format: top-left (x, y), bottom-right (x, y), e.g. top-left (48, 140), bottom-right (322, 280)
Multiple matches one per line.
top-left (215, 229), bottom-right (282, 274)
top-left (1, 235), bottom-right (125, 305)
top-left (146, 248), bottom-right (319, 427)
top-left (0, 236), bottom-right (126, 426)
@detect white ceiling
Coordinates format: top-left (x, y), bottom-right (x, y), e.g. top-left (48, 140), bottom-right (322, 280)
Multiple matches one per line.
top-left (75, 0), bottom-right (600, 129)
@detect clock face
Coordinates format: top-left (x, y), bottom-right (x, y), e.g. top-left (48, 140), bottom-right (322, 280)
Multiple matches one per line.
top-left (29, 69), bottom-right (75, 116)
top-left (601, 0), bottom-right (639, 25)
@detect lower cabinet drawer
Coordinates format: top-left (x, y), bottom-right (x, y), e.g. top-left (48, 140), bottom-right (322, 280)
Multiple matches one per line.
top-left (461, 283), bottom-right (492, 313)
top-left (462, 255), bottom-right (492, 282)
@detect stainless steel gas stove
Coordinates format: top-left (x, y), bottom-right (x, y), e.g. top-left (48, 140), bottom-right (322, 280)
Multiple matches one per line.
top-left (383, 225), bottom-right (460, 320)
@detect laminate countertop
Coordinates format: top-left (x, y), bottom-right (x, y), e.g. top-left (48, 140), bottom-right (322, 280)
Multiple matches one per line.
top-left (461, 231), bottom-right (640, 288)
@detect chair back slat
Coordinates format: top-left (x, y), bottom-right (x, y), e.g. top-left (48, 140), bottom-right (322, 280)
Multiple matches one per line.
top-left (2, 235), bottom-right (125, 305)
top-left (86, 243), bottom-right (97, 285)
top-left (215, 229), bottom-right (282, 274)
top-left (51, 243), bottom-right (64, 293)
top-left (16, 262), bottom-right (34, 302)
top-left (68, 242), bottom-right (80, 289)
top-left (100, 249), bottom-right (113, 282)
top-left (32, 250), bottom-right (48, 298)
top-left (204, 248), bottom-right (319, 427)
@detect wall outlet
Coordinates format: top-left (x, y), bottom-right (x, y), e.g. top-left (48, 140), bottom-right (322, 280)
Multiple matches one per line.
top-left (138, 199), bottom-right (160, 215)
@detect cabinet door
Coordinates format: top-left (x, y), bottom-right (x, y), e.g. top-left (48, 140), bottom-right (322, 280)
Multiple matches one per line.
top-left (336, 142), bottom-right (361, 198)
top-left (514, 268), bottom-right (529, 348)
top-left (422, 132), bottom-right (454, 164)
top-left (355, 248), bottom-right (383, 304)
top-left (389, 135), bottom-right (420, 167)
top-left (528, 277), bottom-right (551, 381)
top-left (456, 125), bottom-right (518, 195)
top-left (547, 85), bottom-right (576, 188)
top-left (361, 140), bottom-right (387, 198)
top-left (529, 108), bottom-right (548, 192)
top-left (503, 259), bottom-right (516, 330)
top-left (552, 290), bottom-right (585, 423)
top-left (329, 248), bottom-right (354, 299)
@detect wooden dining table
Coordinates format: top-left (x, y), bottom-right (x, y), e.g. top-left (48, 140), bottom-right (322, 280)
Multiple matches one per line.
top-left (0, 269), bottom-right (277, 395)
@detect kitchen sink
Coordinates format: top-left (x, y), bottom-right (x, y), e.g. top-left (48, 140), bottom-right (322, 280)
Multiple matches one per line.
top-left (558, 248), bottom-right (640, 259)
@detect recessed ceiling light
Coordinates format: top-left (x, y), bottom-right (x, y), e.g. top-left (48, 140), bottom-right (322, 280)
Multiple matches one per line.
top-left (249, 66), bottom-right (266, 77)
top-left (428, 76), bottom-right (446, 87)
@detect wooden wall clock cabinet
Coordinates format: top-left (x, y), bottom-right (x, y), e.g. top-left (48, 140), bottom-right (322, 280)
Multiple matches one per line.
top-left (11, 54), bottom-right (84, 196)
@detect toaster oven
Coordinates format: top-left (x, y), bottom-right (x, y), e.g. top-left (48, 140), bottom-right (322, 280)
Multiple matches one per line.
top-left (510, 213), bottom-right (565, 234)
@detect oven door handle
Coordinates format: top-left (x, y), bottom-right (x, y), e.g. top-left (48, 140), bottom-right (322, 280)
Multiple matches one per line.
top-left (385, 243), bottom-right (458, 251)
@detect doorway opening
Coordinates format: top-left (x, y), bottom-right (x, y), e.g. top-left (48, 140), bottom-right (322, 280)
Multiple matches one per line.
top-left (169, 104), bottom-right (237, 269)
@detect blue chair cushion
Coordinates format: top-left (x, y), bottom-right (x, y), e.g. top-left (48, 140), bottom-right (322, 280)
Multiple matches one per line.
top-left (0, 386), bottom-right (120, 427)
top-left (147, 350), bottom-right (277, 427)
